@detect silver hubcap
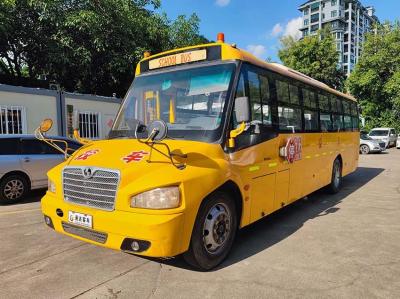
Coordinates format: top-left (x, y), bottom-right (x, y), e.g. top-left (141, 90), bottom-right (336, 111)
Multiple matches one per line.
top-left (333, 162), bottom-right (341, 188)
top-left (361, 145), bottom-right (369, 154)
top-left (203, 203), bottom-right (232, 254)
top-left (4, 179), bottom-right (24, 200)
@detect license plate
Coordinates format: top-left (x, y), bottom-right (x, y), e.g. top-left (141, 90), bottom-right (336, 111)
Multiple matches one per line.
top-left (68, 211), bottom-right (93, 228)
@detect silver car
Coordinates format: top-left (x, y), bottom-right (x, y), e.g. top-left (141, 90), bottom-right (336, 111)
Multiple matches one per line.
top-left (369, 128), bottom-right (398, 148)
top-left (0, 135), bottom-right (82, 204)
top-left (360, 133), bottom-right (386, 154)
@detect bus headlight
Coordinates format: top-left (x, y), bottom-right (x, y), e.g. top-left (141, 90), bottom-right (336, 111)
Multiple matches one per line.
top-left (130, 187), bottom-right (180, 209)
top-left (48, 179), bottom-right (56, 193)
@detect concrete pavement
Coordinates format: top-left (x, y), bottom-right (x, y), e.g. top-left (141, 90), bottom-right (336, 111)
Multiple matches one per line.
top-left (1, 149), bottom-right (399, 298)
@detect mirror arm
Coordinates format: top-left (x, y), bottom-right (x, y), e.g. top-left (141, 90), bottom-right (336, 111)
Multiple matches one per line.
top-left (228, 122), bottom-right (246, 148)
top-left (73, 129), bottom-right (91, 144)
top-left (34, 127), bottom-right (70, 159)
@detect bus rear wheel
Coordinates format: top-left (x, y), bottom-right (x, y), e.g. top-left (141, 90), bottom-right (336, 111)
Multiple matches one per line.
top-left (327, 158), bottom-right (342, 194)
top-left (183, 191), bottom-right (237, 270)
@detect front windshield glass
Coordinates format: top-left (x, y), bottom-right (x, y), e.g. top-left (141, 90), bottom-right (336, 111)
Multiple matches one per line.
top-left (112, 63), bottom-right (236, 142)
top-left (369, 130), bottom-right (389, 137)
top-left (360, 134), bottom-right (372, 140)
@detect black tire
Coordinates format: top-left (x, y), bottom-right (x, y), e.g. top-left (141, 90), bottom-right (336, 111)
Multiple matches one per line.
top-left (0, 174), bottom-right (29, 204)
top-left (327, 158), bottom-right (342, 194)
top-left (183, 191), bottom-right (238, 270)
top-left (360, 144), bottom-right (370, 155)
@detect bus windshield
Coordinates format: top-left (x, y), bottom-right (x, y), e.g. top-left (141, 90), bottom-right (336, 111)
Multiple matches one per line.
top-left (111, 63), bottom-right (236, 142)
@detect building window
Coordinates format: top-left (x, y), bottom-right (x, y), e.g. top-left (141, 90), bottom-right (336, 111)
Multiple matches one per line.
top-left (304, 19), bottom-right (309, 26)
top-left (304, 9), bottom-right (309, 16)
top-left (303, 30), bottom-right (309, 37)
top-left (331, 10), bottom-right (337, 18)
top-left (79, 111), bottom-right (100, 139)
top-left (0, 106), bottom-right (25, 135)
top-left (311, 24), bottom-right (319, 33)
top-left (331, 0), bottom-right (337, 6)
top-left (311, 2), bottom-right (320, 12)
top-left (322, 13), bottom-right (325, 20)
top-left (311, 13), bottom-right (319, 23)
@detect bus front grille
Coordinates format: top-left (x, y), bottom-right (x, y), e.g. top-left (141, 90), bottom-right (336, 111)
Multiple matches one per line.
top-left (63, 167), bottom-right (120, 211)
top-left (62, 222), bottom-right (108, 244)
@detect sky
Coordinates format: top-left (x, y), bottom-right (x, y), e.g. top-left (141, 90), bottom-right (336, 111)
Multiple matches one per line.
top-left (157, 0), bottom-right (400, 62)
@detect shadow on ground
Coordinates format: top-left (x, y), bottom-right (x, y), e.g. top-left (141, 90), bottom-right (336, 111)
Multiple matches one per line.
top-left (156, 166), bottom-right (384, 271)
top-left (17, 189), bottom-right (46, 205)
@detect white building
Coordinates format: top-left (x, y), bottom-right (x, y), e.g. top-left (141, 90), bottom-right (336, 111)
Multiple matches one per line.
top-left (299, 0), bottom-right (379, 75)
top-left (0, 84), bottom-right (121, 139)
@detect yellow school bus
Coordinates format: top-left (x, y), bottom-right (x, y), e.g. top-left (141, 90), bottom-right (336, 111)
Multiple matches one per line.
top-left (39, 33), bottom-right (359, 270)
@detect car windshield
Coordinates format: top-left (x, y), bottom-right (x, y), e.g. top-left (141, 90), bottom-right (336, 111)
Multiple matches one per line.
top-left (111, 63), bottom-right (236, 142)
top-left (360, 134), bottom-right (372, 140)
top-left (369, 130), bottom-right (389, 136)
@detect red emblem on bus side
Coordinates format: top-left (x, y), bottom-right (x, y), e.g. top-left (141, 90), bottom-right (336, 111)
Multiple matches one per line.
top-left (75, 149), bottom-right (99, 161)
top-left (285, 137), bottom-right (302, 163)
top-left (122, 151), bottom-right (149, 163)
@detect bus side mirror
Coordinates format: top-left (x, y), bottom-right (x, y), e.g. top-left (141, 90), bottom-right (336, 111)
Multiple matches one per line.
top-left (234, 97), bottom-right (250, 123)
top-left (39, 119), bottom-right (53, 133)
top-left (228, 97), bottom-right (250, 148)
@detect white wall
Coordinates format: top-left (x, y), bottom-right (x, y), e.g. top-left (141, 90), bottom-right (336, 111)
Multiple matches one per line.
top-left (0, 90), bottom-right (59, 135)
top-left (64, 96), bottom-right (120, 139)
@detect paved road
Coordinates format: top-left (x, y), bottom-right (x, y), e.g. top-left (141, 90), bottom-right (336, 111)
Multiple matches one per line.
top-left (1, 149), bottom-right (400, 299)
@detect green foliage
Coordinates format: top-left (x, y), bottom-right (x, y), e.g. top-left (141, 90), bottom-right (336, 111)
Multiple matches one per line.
top-left (278, 29), bottom-right (346, 91)
top-left (347, 22), bottom-right (400, 131)
top-left (0, 0), bottom-right (207, 96)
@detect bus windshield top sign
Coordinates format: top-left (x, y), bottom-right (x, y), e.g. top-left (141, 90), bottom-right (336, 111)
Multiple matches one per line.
top-left (149, 49), bottom-right (207, 70)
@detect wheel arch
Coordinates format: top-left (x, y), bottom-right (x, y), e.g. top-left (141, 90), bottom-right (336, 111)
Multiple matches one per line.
top-left (212, 180), bottom-right (243, 229)
top-left (335, 154), bottom-right (343, 167)
top-left (0, 171), bottom-right (31, 190)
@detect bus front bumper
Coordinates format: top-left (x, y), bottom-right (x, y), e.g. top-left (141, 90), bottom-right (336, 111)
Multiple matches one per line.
top-left (41, 192), bottom-right (186, 257)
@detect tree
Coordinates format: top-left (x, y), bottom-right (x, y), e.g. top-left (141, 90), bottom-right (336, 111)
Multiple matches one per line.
top-left (278, 29), bottom-right (346, 91)
top-left (347, 22), bottom-right (400, 132)
top-left (0, 0), bottom-right (208, 97)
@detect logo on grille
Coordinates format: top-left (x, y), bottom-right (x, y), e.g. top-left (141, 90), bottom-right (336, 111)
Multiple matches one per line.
top-left (82, 167), bottom-right (94, 179)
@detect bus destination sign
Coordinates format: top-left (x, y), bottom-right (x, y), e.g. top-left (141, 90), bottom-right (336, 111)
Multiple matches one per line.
top-left (149, 49), bottom-right (207, 70)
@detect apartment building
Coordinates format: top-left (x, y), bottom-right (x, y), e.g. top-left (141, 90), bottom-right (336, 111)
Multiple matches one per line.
top-left (299, 0), bottom-right (379, 75)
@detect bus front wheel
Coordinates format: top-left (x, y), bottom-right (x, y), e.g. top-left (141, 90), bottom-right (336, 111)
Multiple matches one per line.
top-left (327, 158), bottom-right (342, 194)
top-left (183, 191), bottom-right (237, 270)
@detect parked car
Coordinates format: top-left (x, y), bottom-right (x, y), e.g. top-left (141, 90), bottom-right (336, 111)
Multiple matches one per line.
top-left (397, 137), bottom-right (400, 149)
top-left (360, 133), bottom-right (386, 154)
top-left (0, 135), bottom-right (82, 204)
top-left (368, 128), bottom-right (398, 148)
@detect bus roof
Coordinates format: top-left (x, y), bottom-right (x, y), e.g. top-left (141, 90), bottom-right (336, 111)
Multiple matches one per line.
top-left (136, 41), bottom-right (356, 102)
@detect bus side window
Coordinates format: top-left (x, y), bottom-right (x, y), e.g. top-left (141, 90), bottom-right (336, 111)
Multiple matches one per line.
top-left (303, 87), bottom-right (319, 132)
top-left (276, 79), bottom-right (302, 132)
top-left (232, 73), bottom-right (246, 128)
top-left (260, 74), bottom-right (272, 126)
top-left (248, 71), bottom-right (262, 123)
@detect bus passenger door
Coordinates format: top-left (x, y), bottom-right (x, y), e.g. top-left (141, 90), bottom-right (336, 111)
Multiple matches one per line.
top-left (228, 65), bottom-right (279, 225)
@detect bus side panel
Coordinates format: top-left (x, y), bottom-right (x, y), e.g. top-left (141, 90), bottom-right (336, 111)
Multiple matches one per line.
top-left (274, 169), bottom-right (290, 210)
top-left (250, 173), bottom-right (276, 223)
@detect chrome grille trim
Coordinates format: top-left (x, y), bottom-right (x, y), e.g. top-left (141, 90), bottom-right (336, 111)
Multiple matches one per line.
top-left (63, 166), bottom-right (120, 211)
top-left (62, 222), bottom-right (108, 244)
